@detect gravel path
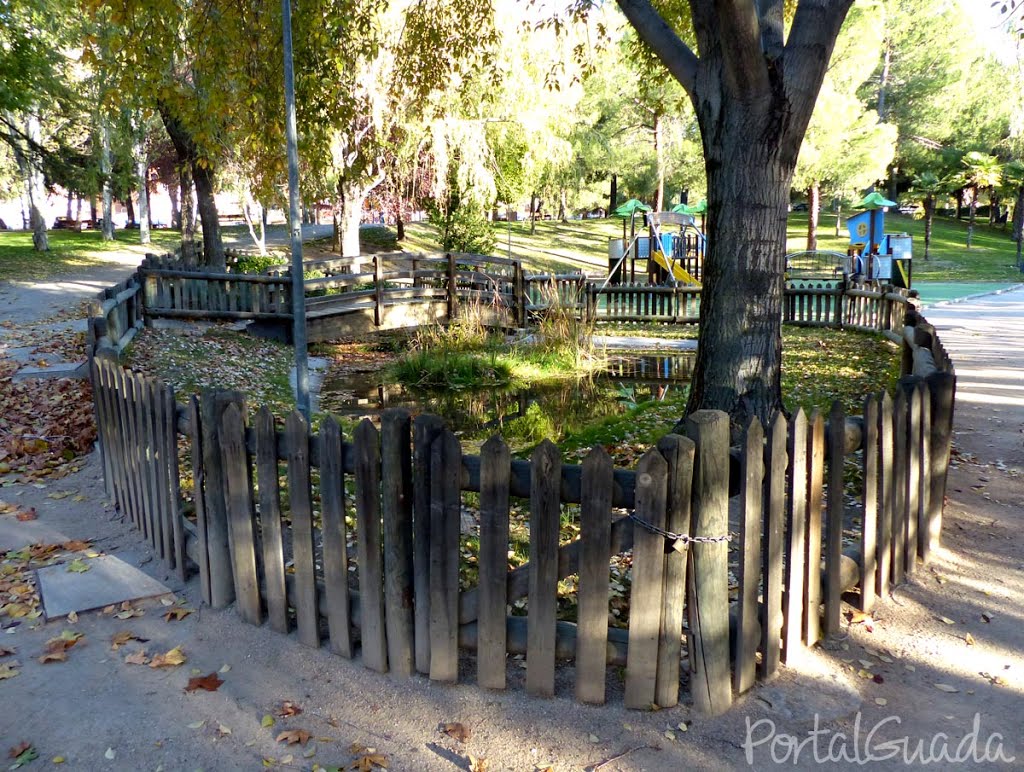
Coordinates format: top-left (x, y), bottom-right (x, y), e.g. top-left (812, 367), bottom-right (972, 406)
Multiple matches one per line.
top-left (1, 276), bottom-right (1022, 770)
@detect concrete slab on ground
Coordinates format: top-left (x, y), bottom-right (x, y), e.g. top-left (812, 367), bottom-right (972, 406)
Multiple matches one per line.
top-left (37, 554), bottom-right (172, 619)
top-left (0, 518), bottom-right (70, 551)
top-left (11, 361), bottom-right (88, 382)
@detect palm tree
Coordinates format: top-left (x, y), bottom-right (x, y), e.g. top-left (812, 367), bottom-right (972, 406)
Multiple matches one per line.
top-left (957, 152), bottom-right (1003, 249)
top-left (908, 171), bottom-right (946, 261)
top-left (1003, 161), bottom-right (1024, 271)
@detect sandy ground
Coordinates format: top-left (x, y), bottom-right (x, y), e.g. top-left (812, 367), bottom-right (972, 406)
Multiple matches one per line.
top-left (2, 257), bottom-right (1023, 770)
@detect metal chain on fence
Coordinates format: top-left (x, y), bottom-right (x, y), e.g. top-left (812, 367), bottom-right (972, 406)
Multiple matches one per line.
top-left (627, 512), bottom-right (733, 553)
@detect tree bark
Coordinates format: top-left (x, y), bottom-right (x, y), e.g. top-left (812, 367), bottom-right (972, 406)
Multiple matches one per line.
top-left (609, 174), bottom-right (617, 212)
top-left (806, 182), bottom-right (820, 252)
top-left (168, 180), bottom-right (180, 230)
top-left (100, 121), bottom-right (115, 241)
top-left (159, 102), bottom-right (224, 268)
top-left (558, 189), bottom-right (568, 222)
top-left (337, 178), bottom-right (367, 257)
top-left (180, 164), bottom-right (196, 261)
top-left (133, 122), bottom-right (151, 245)
top-left (1013, 187), bottom-right (1024, 244)
top-left (18, 114), bottom-right (48, 251)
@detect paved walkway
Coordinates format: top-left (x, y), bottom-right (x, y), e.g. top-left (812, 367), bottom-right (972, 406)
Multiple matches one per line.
top-left (2, 281), bottom-right (1024, 769)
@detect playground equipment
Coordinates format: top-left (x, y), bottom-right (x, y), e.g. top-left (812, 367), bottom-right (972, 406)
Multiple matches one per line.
top-left (844, 192), bottom-right (913, 288)
top-left (605, 209), bottom-right (704, 288)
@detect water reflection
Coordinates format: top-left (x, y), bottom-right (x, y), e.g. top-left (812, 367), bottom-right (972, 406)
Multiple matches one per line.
top-left (319, 352), bottom-right (695, 449)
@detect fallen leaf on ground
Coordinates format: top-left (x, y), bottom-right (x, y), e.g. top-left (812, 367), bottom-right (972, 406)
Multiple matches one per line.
top-left (149, 646), bottom-right (186, 668)
top-left (67, 611), bottom-right (78, 624)
top-left (104, 747), bottom-right (115, 760)
top-left (937, 616), bottom-right (955, 625)
top-left (110, 631), bottom-right (148, 650)
top-left (468, 755), bottom-right (488, 772)
top-left (277, 700), bottom-right (303, 717)
top-left (934, 683), bottom-right (959, 693)
top-left (349, 743), bottom-right (388, 771)
top-left (66, 559), bottom-right (90, 573)
top-left (277, 729), bottom-right (312, 746)
top-left (0, 646), bottom-right (15, 657)
top-left (15, 508), bottom-right (37, 522)
top-left (0, 662), bottom-right (21, 679)
top-left (7, 742), bottom-right (37, 769)
top-left (261, 715), bottom-right (276, 728)
top-left (40, 630), bottom-right (83, 661)
top-left (124, 650), bottom-right (150, 665)
top-left (965, 633), bottom-right (976, 646)
top-left (38, 650), bottom-right (68, 664)
top-left (62, 540), bottom-right (91, 552)
top-left (163, 606), bottom-right (193, 622)
top-left (442, 722), bottom-right (471, 743)
top-left (185, 672), bottom-right (224, 693)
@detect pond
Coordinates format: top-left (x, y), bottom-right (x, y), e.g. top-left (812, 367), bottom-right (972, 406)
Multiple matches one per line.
top-left (318, 352), bottom-right (695, 452)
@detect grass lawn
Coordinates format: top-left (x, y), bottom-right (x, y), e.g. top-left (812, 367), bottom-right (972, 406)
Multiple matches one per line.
top-left (0, 229), bottom-right (183, 282)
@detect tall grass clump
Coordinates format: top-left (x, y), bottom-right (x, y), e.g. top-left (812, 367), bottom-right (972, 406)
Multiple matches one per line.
top-left (526, 278), bottom-right (598, 374)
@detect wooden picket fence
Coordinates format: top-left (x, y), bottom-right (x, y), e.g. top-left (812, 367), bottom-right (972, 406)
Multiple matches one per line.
top-left (89, 317), bottom-right (955, 713)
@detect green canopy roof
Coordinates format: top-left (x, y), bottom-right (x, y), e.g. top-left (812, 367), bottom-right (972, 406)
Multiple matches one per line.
top-left (612, 198), bottom-right (652, 218)
top-left (855, 192), bottom-right (897, 210)
top-left (671, 199), bottom-right (707, 214)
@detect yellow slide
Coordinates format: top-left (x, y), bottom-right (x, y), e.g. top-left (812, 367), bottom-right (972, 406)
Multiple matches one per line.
top-left (651, 246), bottom-right (701, 287)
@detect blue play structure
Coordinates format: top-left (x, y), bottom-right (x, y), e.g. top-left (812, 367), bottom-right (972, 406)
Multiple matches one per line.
top-left (845, 202), bottom-right (913, 288)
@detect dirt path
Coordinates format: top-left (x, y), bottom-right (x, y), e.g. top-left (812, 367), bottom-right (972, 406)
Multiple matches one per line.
top-left (1, 277), bottom-right (1022, 770)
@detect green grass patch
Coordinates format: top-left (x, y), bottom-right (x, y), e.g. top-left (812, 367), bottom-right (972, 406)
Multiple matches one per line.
top-left (0, 229), bottom-right (183, 282)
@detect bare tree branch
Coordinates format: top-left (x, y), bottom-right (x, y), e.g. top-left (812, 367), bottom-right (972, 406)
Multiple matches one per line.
top-left (615, 0), bottom-right (699, 96)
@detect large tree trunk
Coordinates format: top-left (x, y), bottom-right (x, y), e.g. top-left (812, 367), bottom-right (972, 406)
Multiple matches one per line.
top-left (923, 196), bottom-right (935, 260)
top-left (18, 114), bottom-right (48, 251)
top-left (159, 102), bottom-right (223, 268)
top-left (241, 197), bottom-right (267, 255)
top-left (1013, 186), bottom-right (1024, 244)
top-left (683, 128), bottom-right (795, 428)
top-left (336, 178), bottom-right (369, 258)
top-left (558, 189), bottom-right (568, 222)
top-left (100, 122), bottom-right (115, 241)
top-left (806, 182), bottom-right (820, 252)
top-left (180, 165), bottom-right (196, 261)
top-left (133, 125), bottom-right (151, 245)
top-left (168, 180), bottom-right (180, 230)
top-left (609, 174), bottom-right (617, 212)
top-left (192, 161), bottom-right (225, 270)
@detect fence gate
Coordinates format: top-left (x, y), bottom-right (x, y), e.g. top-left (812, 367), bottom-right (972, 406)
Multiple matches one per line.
top-left (91, 357), bottom-right (186, 579)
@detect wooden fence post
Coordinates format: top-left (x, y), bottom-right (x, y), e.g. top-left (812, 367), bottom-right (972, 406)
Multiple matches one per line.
top-left (923, 371), bottom-right (955, 562)
top-left (900, 377), bottom-right (922, 576)
top-left (285, 410), bottom-right (319, 648)
top-left (514, 260), bottom-right (525, 327)
top-left (355, 419), bottom-right (388, 673)
top-left (877, 392), bottom-right (894, 596)
top-left (429, 428), bottom-right (462, 683)
top-left (527, 440), bottom-right (561, 698)
top-left (917, 381), bottom-right (932, 566)
top-left (735, 419), bottom-right (763, 695)
top-left (783, 408), bottom-right (808, 663)
top-left (761, 412), bottom-right (787, 679)
top-left (381, 409), bottom-right (415, 676)
top-left (373, 255), bottom-right (383, 327)
top-left (684, 410), bottom-right (732, 715)
top-left (892, 389), bottom-right (908, 585)
top-left (199, 390), bottom-right (241, 608)
top-left (413, 415), bottom-right (445, 675)
top-left (825, 401), bottom-right (846, 635)
top-left (655, 433), bottom-right (695, 708)
top-left (319, 416), bottom-right (352, 656)
top-left (861, 395), bottom-right (879, 612)
top-left (804, 410), bottom-right (825, 646)
top-left (478, 435), bottom-right (512, 690)
top-left (576, 446), bottom-right (613, 705)
top-left (447, 253), bottom-right (458, 322)
top-left (625, 449), bottom-right (668, 709)
top-left (255, 407), bottom-right (288, 635)
top-left (219, 403), bottom-right (262, 626)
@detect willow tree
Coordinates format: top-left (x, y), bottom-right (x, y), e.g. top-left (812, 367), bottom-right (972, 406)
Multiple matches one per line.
top-left (616, 0), bottom-right (855, 425)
